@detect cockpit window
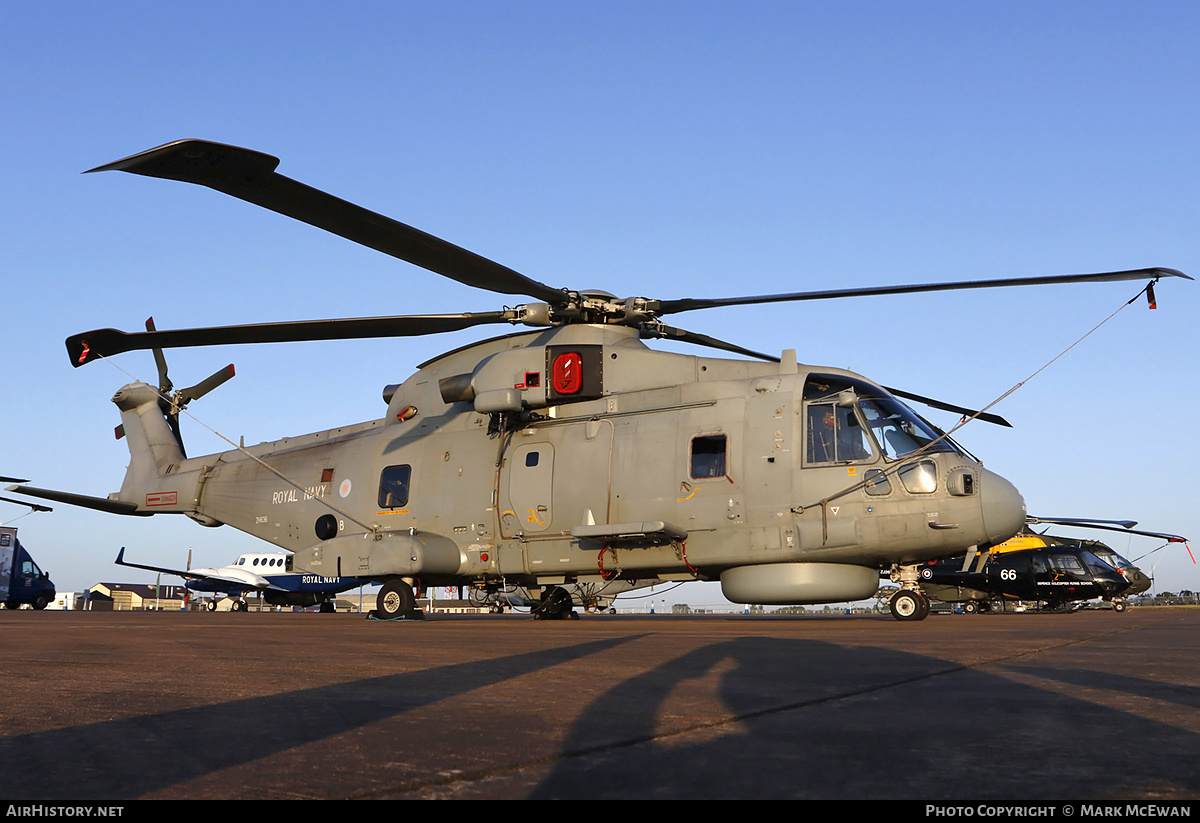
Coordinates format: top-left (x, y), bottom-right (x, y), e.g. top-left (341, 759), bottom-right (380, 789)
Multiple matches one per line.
top-left (804, 374), bottom-right (956, 461)
top-left (1092, 547), bottom-right (1134, 573)
top-left (1081, 551), bottom-right (1119, 576)
top-left (806, 403), bottom-right (872, 464)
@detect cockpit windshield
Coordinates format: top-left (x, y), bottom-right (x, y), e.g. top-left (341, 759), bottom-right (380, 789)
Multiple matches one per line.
top-left (803, 374), bottom-right (958, 462)
top-left (1081, 550), bottom-right (1120, 576)
top-left (1091, 547), bottom-right (1135, 574)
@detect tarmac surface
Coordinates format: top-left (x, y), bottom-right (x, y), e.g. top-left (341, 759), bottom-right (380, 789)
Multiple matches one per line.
top-left (2, 607), bottom-right (1199, 800)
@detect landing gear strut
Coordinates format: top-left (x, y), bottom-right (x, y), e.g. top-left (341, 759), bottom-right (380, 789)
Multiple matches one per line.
top-left (887, 563), bottom-right (931, 621)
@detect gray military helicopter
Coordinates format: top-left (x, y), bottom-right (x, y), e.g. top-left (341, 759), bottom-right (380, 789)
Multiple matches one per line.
top-left (8, 140), bottom-right (1190, 621)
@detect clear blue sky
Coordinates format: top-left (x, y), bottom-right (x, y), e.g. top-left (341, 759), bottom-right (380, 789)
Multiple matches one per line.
top-left (3, 1), bottom-right (1197, 606)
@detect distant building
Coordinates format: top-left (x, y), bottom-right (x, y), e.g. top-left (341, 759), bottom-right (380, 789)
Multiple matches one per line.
top-left (88, 582), bottom-right (189, 611)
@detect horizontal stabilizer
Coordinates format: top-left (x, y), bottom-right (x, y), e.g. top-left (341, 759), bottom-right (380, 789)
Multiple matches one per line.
top-left (5, 485), bottom-right (147, 516)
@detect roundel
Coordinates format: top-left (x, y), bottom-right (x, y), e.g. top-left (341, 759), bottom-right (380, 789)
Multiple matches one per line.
top-left (339, 479), bottom-right (353, 498)
top-left (920, 567), bottom-right (933, 579)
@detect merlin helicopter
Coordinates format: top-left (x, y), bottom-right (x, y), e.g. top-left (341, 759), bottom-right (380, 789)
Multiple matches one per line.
top-left (8, 139), bottom-right (1190, 622)
top-left (916, 517), bottom-right (1190, 613)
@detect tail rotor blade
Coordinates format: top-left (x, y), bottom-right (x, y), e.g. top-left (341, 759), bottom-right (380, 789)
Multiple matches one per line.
top-left (178, 364), bottom-right (236, 405)
top-left (146, 317), bottom-right (173, 393)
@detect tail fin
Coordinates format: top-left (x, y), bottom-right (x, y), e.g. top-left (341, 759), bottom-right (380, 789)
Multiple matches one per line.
top-left (112, 382), bottom-right (187, 498)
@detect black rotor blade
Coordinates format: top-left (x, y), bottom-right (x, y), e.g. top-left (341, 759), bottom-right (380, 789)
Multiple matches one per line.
top-left (145, 317), bottom-right (173, 393)
top-left (0, 476), bottom-right (30, 484)
top-left (883, 386), bottom-right (1012, 428)
top-left (653, 267), bottom-right (1191, 316)
top-left (640, 326), bottom-right (1013, 428)
top-left (640, 323), bottom-right (781, 362)
top-left (86, 139), bottom-right (567, 305)
top-left (1026, 516), bottom-right (1188, 543)
top-left (178, 364), bottom-right (236, 405)
top-left (0, 495), bottom-right (52, 512)
top-left (67, 311), bottom-right (517, 366)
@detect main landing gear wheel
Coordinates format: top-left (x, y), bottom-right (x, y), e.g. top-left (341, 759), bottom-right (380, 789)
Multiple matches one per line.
top-left (376, 579), bottom-right (416, 619)
top-left (963, 601), bottom-right (979, 614)
top-left (534, 586), bottom-right (578, 620)
top-left (889, 589), bottom-right (930, 621)
top-left (1113, 599), bottom-right (1128, 613)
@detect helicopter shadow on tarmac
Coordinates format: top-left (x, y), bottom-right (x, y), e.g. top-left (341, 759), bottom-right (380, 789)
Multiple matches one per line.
top-left (527, 635), bottom-right (1200, 800)
top-left (2, 631), bottom-right (1198, 800)
top-left (0, 635), bottom-right (637, 800)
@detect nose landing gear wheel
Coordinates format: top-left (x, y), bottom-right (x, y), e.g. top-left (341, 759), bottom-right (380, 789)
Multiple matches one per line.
top-left (889, 589), bottom-right (930, 621)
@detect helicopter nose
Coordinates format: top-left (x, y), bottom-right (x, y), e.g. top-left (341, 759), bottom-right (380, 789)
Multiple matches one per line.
top-left (979, 468), bottom-right (1026, 544)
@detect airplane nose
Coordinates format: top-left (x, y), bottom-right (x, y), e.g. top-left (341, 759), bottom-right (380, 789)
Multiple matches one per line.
top-left (979, 468), bottom-right (1026, 543)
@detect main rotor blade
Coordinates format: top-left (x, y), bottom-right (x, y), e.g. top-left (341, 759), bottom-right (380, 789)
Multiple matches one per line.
top-left (653, 267), bottom-right (1192, 316)
top-left (67, 311), bottom-right (517, 366)
top-left (87, 139), bottom-right (567, 305)
top-left (640, 326), bottom-right (1012, 427)
top-left (883, 386), bottom-right (1012, 428)
top-left (0, 495), bottom-right (52, 512)
top-left (1026, 516), bottom-right (1188, 543)
top-left (640, 323), bottom-right (781, 362)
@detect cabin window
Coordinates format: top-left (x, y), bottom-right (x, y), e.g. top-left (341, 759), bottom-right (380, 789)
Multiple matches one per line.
top-left (1049, 554), bottom-right (1085, 574)
top-left (378, 464), bottom-right (412, 509)
top-left (691, 434), bottom-right (727, 479)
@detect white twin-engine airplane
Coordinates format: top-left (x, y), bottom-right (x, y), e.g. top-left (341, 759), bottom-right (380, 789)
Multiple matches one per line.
top-left (115, 547), bottom-right (368, 612)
